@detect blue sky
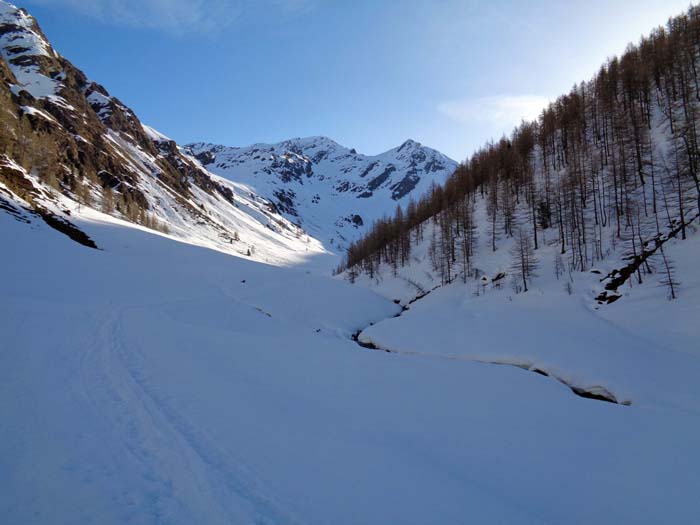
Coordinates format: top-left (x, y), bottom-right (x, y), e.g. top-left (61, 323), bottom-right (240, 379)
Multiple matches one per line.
top-left (23, 0), bottom-right (692, 160)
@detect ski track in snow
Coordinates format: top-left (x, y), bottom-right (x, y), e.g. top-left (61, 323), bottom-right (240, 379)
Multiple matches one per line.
top-left (78, 305), bottom-right (301, 525)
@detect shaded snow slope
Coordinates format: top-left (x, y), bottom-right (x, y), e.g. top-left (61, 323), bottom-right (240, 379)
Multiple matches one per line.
top-left (187, 137), bottom-right (457, 250)
top-left (358, 259), bottom-right (700, 410)
top-left (2, 186), bottom-right (700, 524)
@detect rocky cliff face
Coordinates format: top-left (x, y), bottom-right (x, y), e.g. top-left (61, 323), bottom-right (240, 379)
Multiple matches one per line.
top-left (187, 137), bottom-right (457, 249)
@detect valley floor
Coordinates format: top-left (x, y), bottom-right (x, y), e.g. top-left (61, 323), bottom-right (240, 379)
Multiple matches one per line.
top-left (2, 208), bottom-right (700, 524)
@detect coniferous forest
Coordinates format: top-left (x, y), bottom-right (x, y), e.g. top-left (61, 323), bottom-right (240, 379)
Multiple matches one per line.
top-left (341, 6), bottom-right (700, 293)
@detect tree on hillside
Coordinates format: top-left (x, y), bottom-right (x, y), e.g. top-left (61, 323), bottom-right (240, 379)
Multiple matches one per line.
top-left (75, 179), bottom-right (91, 211)
top-left (658, 243), bottom-right (679, 300)
top-left (102, 186), bottom-right (114, 214)
top-left (510, 228), bottom-right (538, 293)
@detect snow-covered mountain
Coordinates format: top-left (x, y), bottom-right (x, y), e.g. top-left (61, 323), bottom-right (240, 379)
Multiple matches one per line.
top-left (0, 1), bottom-right (329, 267)
top-left (187, 137), bottom-right (457, 250)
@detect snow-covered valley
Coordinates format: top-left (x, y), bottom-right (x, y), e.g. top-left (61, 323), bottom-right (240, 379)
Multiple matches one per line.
top-left (2, 0), bottom-right (700, 523)
top-left (2, 173), bottom-right (700, 524)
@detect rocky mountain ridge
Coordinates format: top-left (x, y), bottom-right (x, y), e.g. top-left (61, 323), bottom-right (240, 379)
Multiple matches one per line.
top-left (187, 136), bottom-right (457, 249)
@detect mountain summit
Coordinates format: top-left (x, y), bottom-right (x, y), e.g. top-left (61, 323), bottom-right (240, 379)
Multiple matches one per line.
top-left (187, 137), bottom-right (457, 249)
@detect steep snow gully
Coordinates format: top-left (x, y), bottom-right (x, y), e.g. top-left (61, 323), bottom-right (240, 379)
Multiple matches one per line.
top-left (350, 290), bottom-right (627, 406)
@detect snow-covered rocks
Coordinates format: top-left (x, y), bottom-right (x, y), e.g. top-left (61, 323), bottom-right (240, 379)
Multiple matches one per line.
top-left (187, 136), bottom-right (457, 250)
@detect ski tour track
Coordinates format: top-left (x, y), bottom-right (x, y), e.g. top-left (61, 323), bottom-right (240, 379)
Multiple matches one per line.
top-left (78, 305), bottom-right (302, 524)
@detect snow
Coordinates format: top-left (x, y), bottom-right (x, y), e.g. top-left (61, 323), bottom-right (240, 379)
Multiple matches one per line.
top-left (0, 152), bottom-right (26, 173)
top-left (2, 183), bottom-right (700, 523)
top-left (359, 262), bottom-right (700, 409)
top-left (86, 90), bottom-right (114, 120)
top-left (0, 1), bottom-right (63, 101)
top-left (142, 123), bottom-right (173, 143)
top-left (20, 105), bottom-right (59, 125)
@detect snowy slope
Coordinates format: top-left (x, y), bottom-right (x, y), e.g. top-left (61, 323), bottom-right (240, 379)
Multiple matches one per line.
top-left (3, 195), bottom-right (700, 524)
top-left (187, 137), bottom-right (457, 250)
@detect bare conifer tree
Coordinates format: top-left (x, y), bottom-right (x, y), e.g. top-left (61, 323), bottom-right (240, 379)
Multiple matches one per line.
top-left (510, 228), bottom-right (538, 293)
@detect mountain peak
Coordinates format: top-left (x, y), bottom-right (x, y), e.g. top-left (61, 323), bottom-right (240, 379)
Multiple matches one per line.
top-left (397, 139), bottom-right (420, 151)
top-left (279, 136), bottom-right (344, 151)
top-left (0, 0), bottom-right (61, 100)
top-left (186, 137), bottom-right (457, 249)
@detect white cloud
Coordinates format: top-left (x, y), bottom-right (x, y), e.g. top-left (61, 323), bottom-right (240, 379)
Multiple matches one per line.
top-left (28, 0), bottom-right (313, 34)
top-left (438, 94), bottom-right (550, 128)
